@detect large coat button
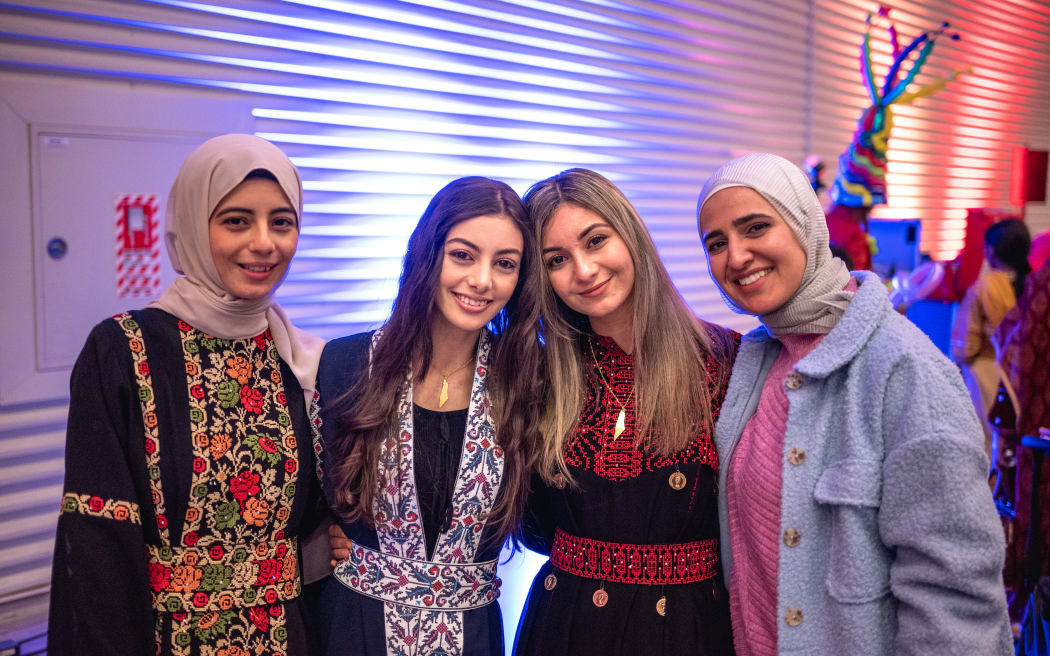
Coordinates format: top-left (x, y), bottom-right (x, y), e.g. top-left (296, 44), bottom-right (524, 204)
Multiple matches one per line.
top-left (785, 372), bottom-right (803, 390)
top-left (787, 448), bottom-right (805, 465)
top-left (783, 528), bottom-right (801, 547)
top-left (785, 608), bottom-right (804, 626)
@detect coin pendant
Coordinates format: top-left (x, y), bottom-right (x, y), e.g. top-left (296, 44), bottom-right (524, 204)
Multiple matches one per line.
top-left (544, 573), bottom-right (557, 591)
top-left (656, 596), bottom-right (667, 616)
top-left (669, 471), bottom-right (687, 490)
top-left (592, 588), bottom-right (609, 607)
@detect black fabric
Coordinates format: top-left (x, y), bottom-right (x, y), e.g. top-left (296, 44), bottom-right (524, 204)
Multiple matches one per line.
top-left (513, 335), bottom-right (735, 656)
top-left (313, 332), bottom-right (505, 656)
top-left (48, 309), bottom-right (320, 656)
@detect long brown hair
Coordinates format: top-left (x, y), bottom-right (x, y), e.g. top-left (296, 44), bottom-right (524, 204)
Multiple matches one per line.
top-left (525, 168), bottom-right (735, 484)
top-left (328, 176), bottom-right (543, 544)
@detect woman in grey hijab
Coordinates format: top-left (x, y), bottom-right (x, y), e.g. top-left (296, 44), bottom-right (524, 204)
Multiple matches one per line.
top-left (696, 153), bottom-right (1011, 656)
top-left (49, 134), bottom-right (325, 656)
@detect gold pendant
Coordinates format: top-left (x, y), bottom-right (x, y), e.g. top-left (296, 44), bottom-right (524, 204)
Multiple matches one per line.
top-left (592, 588), bottom-right (608, 607)
top-left (668, 471), bottom-right (687, 490)
top-left (656, 596), bottom-right (667, 616)
top-left (614, 409), bottom-right (625, 439)
top-left (438, 376), bottom-right (449, 408)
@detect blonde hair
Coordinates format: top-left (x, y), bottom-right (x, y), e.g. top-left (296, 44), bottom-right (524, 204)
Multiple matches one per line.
top-left (524, 168), bottom-right (735, 484)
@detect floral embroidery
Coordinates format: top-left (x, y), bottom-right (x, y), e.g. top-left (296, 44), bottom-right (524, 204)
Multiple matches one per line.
top-left (61, 493), bottom-right (141, 524)
top-left (367, 329), bottom-right (504, 656)
top-left (115, 314), bottom-right (299, 655)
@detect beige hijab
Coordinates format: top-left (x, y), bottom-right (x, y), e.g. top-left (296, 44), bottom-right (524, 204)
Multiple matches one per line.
top-left (149, 134), bottom-right (323, 406)
top-left (697, 153), bottom-right (853, 336)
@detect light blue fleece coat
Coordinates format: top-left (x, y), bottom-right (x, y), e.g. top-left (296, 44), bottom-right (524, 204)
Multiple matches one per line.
top-left (715, 271), bottom-right (1012, 655)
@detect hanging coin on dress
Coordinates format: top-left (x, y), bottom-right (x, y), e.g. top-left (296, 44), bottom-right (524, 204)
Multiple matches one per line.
top-left (656, 595), bottom-right (667, 616)
top-left (592, 587), bottom-right (609, 608)
top-left (544, 573), bottom-right (557, 591)
top-left (668, 469), bottom-right (687, 490)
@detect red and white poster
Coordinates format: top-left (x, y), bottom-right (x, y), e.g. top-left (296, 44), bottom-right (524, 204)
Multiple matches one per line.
top-left (115, 194), bottom-right (161, 298)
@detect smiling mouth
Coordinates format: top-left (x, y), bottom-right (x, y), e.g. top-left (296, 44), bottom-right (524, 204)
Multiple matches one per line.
top-left (239, 263), bottom-right (277, 273)
top-left (580, 278), bottom-right (611, 297)
top-left (452, 292), bottom-right (492, 310)
top-left (736, 268), bottom-right (772, 287)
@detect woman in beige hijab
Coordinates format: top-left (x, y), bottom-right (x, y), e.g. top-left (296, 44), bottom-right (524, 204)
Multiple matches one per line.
top-left (49, 134), bottom-right (324, 656)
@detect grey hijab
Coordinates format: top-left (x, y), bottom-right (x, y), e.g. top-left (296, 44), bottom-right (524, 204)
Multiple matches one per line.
top-left (697, 153), bottom-right (853, 336)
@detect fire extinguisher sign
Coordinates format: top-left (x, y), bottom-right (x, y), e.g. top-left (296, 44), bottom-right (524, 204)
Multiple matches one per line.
top-left (115, 194), bottom-right (161, 298)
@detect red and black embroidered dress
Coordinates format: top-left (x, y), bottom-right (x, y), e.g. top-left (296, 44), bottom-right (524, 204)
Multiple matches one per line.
top-left (49, 309), bottom-right (321, 656)
top-left (514, 331), bottom-right (737, 656)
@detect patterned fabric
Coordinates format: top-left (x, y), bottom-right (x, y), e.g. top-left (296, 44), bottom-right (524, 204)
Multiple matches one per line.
top-left (61, 493), bottom-right (142, 524)
top-left (116, 313), bottom-right (301, 655)
top-left (309, 390), bottom-right (324, 484)
top-left (995, 265), bottom-right (1050, 618)
top-left (359, 329), bottom-right (503, 656)
top-left (334, 540), bottom-right (500, 610)
top-left (550, 528), bottom-right (718, 585)
top-left (563, 335), bottom-right (720, 480)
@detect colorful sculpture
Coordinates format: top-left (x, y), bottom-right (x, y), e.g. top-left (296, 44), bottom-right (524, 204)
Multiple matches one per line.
top-left (826, 6), bottom-right (968, 271)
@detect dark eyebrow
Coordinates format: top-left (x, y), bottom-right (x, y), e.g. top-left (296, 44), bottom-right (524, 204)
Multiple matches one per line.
top-left (701, 213), bottom-right (772, 242)
top-left (495, 247), bottom-right (522, 257)
top-left (214, 206), bottom-right (295, 217)
top-left (446, 237), bottom-right (478, 250)
top-left (542, 221), bottom-right (610, 255)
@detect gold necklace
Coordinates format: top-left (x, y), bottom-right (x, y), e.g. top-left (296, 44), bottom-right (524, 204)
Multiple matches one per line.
top-left (588, 338), bottom-right (634, 439)
top-left (435, 354), bottom-right (475, 408)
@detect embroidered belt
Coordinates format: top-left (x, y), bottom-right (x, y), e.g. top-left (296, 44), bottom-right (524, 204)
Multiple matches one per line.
top-left (146, 537), bottom-right (300, 613)
top-left (333, 540), bottom-right (500, 611)
top-left (550, 528), bottom-right (719, 585)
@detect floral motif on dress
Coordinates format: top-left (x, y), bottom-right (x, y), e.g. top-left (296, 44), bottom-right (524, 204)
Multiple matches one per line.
top-left (116, 314), bottom-right (300, 656)
top-left (61, 493), bottom-right (141, 523)
top-left (369, 329), bottom-right (504, 656)
top-left (564, 334), bottom-right (729, 480)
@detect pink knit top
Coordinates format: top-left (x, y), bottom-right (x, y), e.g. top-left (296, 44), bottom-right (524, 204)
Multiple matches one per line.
top-left (727, 331), bottom-right (823, 656)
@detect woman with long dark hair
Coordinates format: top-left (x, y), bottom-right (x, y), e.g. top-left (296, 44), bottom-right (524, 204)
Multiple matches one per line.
top-left (513, 168), bottom-right (738, 656)
top-left (312, 176), bottom-right (543, 655)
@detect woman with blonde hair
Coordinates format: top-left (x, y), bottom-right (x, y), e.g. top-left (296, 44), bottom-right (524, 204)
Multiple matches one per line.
top-left (514, 168), bottom-right (737, 656)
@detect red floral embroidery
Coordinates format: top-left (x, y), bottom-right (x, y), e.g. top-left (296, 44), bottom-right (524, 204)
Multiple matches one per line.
top-left (192, 457), bottom-right (206, 473)
top-left (190, 385), bottom-right (205, 400)
top-left (284, 459), bottom-right (296, 474)
top-left (148, 562), bottom-right (172, 592)
top-left (144, 438), bottom-right (156, 455)
top-left (276, 391), bottom-right (287, 406)
top-left (178, 320), bottom-right (193, 332)
top-left (184, 531), bottom-right (199, 546)
top-left (229, 470), bottom-right (261, 502)
top-left (138, 362), bottom-right (150, 376)
top-left (209, 544), bottom-right (225, 560)
top-left (254, 334), bottom-right (267, 351)
top-left (248, 606), bottom-right (270, 632)
top-left (240, 385), bottom-right (264, 413)
top-left (88, 496), bottom-right (104, 512)
top-left (259, 437), bottom-right (279, 455)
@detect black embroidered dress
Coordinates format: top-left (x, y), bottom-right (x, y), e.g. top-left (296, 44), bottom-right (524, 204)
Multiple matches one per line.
top-left (49, 309), bottom-right (320, 656)
top-left (312, 332), bottom-right (505, 656)
top-left (514, 333), bottom-right (736, 656)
